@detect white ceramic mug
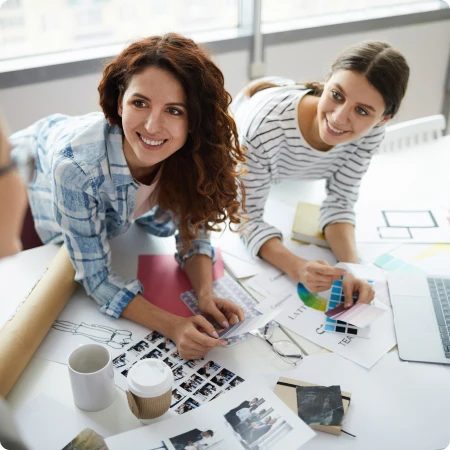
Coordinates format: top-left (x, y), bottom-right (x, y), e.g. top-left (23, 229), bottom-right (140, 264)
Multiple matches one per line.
top-left (67, 343), bottom-right (116, 411)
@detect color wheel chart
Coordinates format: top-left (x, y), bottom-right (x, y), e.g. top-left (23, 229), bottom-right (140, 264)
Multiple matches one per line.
top-left (323, 278), bottom-right (373, 339)
top-left (297, 283), bottom-right (328, 312)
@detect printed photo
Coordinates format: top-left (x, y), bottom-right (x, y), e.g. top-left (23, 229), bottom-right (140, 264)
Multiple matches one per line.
top-left (62, 427), bottom-right (107, 450)
top-left (169, 428), bottom-right (224, 450)
top-left (145, 331), bottom-right (164, 343)
top-left (211, 368), bottom-right (235, 387)
top-left (170, 389), bottom-right (186, 408)
top-left (173, 365), bottom-right (188, 382)
top-left (210, 391), bottom-right (226, 401)
top-left (183, 360), bottom-right (197, 369)
top-left (170, 350), bottom-right (184, 362)
top-left (141, 348), bottom-right (163, 360)
top-left (112, 352), bottom-right (129, 369)
top-left (120, 362), bottom-right (136, 378)
top-left (128, 340), bottom-right (149, 356)
top-left (224, 398), bottom-right (293, 448)
top-left (157, 338), bottom-right (176, 353)
top-left (193, 382), bottom-right (217, 402)
top-left (174, 398), bottom-right (201, 415)
top-left (196, 360), bottom-right (220, 378)
top-left (229, 376), bottom-right (244, 388)
top-left (180, 374), bottom-right (204, 393)
top-left (163, 357), bottom-right (177, 368)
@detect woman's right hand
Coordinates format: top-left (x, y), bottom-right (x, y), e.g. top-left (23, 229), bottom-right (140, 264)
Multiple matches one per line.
top-left (290, 258), bottom-right (346, 293)
top-left (171, 315), bottom-right (227, 360)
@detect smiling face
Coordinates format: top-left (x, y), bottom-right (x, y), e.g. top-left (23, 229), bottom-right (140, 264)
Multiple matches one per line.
top-left (118, 66), bottom-right (189, 183)
top-left (316, 70), bottom-right (391, 148)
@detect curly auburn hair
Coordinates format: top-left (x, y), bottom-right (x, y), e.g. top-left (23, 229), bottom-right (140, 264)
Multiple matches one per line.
top-left (98, 33), bottom-right (246, 246)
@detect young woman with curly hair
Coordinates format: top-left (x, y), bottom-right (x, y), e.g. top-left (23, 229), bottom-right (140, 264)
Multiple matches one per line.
top-left (10, 33), bottom-right (246, 359)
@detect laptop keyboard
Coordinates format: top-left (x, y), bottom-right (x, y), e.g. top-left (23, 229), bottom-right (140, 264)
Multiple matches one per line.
top-left (427, 277), bottom-right (450, 359)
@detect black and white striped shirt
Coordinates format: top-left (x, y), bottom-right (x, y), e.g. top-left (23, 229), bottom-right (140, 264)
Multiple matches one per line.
top-left (233, 85), bottom-right (385, 258)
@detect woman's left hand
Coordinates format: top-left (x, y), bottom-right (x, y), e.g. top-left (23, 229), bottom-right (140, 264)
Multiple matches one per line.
top-left (197, 295), bottom-right (245, 329)
top-left (342, 273), bottom-right (375, 308)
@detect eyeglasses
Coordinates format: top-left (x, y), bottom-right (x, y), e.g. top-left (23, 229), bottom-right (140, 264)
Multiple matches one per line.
top-left (0, 149), bottom-right (36, 185)
top-left (251, 325), bottom-right (303, 366)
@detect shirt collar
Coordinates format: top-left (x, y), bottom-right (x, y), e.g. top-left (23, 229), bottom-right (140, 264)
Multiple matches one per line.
top-left (105, 123), bottom-right (135, 187)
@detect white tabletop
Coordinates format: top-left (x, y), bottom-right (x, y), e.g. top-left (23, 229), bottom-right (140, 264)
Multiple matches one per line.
top-left (2, 136), bottom-right (450, 449)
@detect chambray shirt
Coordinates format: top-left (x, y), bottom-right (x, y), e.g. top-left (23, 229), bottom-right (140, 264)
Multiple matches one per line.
top-left (10, 113), bottom-right (214, 318)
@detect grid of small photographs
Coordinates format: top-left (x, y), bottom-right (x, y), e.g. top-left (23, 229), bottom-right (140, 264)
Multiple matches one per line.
top-left (112, 329), bottom-right (245, 413)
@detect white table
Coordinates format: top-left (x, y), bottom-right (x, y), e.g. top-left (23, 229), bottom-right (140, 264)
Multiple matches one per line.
top-left (2, 136), bottom-right (450, 449)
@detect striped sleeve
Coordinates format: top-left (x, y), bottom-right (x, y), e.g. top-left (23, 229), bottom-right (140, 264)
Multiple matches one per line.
top-left (241, 137), bottom-right (283, 258)
top-left (319, 126), bottom-right (386, 231)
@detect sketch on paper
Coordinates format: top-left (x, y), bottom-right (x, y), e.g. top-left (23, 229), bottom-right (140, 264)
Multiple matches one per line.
top-left (377, 210), bottom-right (438, 239)
top-left (51, 320), bottom-right (132, 349)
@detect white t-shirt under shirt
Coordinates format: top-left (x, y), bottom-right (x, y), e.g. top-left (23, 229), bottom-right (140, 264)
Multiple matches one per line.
top-left (133, 168), bottom-right (161, 219)
top-left (232, 80), bottom-right (385, 258)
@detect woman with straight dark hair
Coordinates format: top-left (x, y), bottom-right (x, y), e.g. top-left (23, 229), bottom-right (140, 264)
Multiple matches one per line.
top-left (10, 33), bottom-right (245, 359)
top-left (233, 41), bottom-right (409, 307)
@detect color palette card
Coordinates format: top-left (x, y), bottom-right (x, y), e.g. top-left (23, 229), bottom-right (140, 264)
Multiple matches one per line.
top-left (218, 309), bottom-right (281, 338)
top-left (327, 303), bottom-right (386, 329)
top-left (323, 278), bottom-right (372, 339)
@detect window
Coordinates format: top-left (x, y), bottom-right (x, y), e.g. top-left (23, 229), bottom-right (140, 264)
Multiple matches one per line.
top-left (0, 0), bottom-right (239, 61)
top-left (262, 0), bottom-right (446, 28)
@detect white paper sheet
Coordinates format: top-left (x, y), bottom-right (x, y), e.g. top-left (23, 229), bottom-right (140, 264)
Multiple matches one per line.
top-left (15, 394), bottom-right (111, 450)
top-left (282, 352), bottom-right (450, 450)
top-left (252, 273), bottom-right (396, 369)
top-left (105, 377), bottom-right (316, 450)
top-left (355, 207), bottom-right (450, 244)
top-left (34, 287), bottom-right (150, 366)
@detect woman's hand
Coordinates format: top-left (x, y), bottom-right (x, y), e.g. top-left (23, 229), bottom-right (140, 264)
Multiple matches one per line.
top-left (342, 273), bottom-right (375, 308)
top-left (171, 315), bottom-right (227, 360)
top-left (197, 294), bottom-right (245, 329)
top-left (290, 258), bottom-right (346, 293)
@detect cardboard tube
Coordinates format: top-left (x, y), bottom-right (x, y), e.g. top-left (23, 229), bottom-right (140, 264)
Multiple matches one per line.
top-left (0, 244), bottom-right (77, 397)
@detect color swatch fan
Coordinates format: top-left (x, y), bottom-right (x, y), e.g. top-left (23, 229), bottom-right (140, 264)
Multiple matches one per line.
top-left (297, 283), bottom-right (328, 312)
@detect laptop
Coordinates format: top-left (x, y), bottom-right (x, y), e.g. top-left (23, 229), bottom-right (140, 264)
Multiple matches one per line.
top-left (387, 272), bottom-right (450, 364)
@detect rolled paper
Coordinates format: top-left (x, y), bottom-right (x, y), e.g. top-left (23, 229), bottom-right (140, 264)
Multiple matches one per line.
top-left (0, 244), bottom-right (77, 398)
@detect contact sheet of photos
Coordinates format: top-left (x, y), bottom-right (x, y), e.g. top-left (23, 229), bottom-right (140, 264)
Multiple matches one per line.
top-left (112, 329), bottom-right (245, 413)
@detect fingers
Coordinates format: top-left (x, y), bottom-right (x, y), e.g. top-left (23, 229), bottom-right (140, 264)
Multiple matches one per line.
top-left (202, 302), bottom-right (230, 329)
top-left (342, 277), bottom-right (375, 308)
top-left (342, 277), bottom-right (355, 309)
top-left (355, 281), bottom-right (375, 305)
top-left (175, 316), bottom-right (227, 360)
top-left (301, 261), bottom-right (347, 293)
top-left (311, 261), bottom-right (346, 278)
top-left (221, 301), bottom-right (245, 323)
top-left (201, 298), bottom-right (246, 327)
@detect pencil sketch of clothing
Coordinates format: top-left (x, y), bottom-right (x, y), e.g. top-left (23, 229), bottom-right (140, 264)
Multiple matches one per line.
top-left (52, 320), bottom-right (132, 349)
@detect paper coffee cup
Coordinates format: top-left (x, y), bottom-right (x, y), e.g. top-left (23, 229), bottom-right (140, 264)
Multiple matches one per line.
top-left (126, 359), bottom-right (173, 422)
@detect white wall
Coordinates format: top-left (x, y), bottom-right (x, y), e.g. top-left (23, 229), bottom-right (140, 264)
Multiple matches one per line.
top-left (1, 19), bottom-right (449, 132)
top-left (265, 20), bottom-right (450, 126)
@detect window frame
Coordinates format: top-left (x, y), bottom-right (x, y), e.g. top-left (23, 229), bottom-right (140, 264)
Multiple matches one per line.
top-left (0, 0), bottom-right (449, 88)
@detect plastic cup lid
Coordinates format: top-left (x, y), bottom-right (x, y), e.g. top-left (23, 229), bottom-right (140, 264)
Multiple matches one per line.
top-left (127, 359), bottom-right (174, 398)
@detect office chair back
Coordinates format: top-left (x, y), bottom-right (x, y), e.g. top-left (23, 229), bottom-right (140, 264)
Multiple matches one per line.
top-left (379, 114), bottom-right (446, 153)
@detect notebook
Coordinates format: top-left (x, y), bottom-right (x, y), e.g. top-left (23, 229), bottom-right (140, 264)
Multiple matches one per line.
top-left (274, 376), bottom-right (351, 436)
top-left (291, 202), bottom-right (329, 248)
